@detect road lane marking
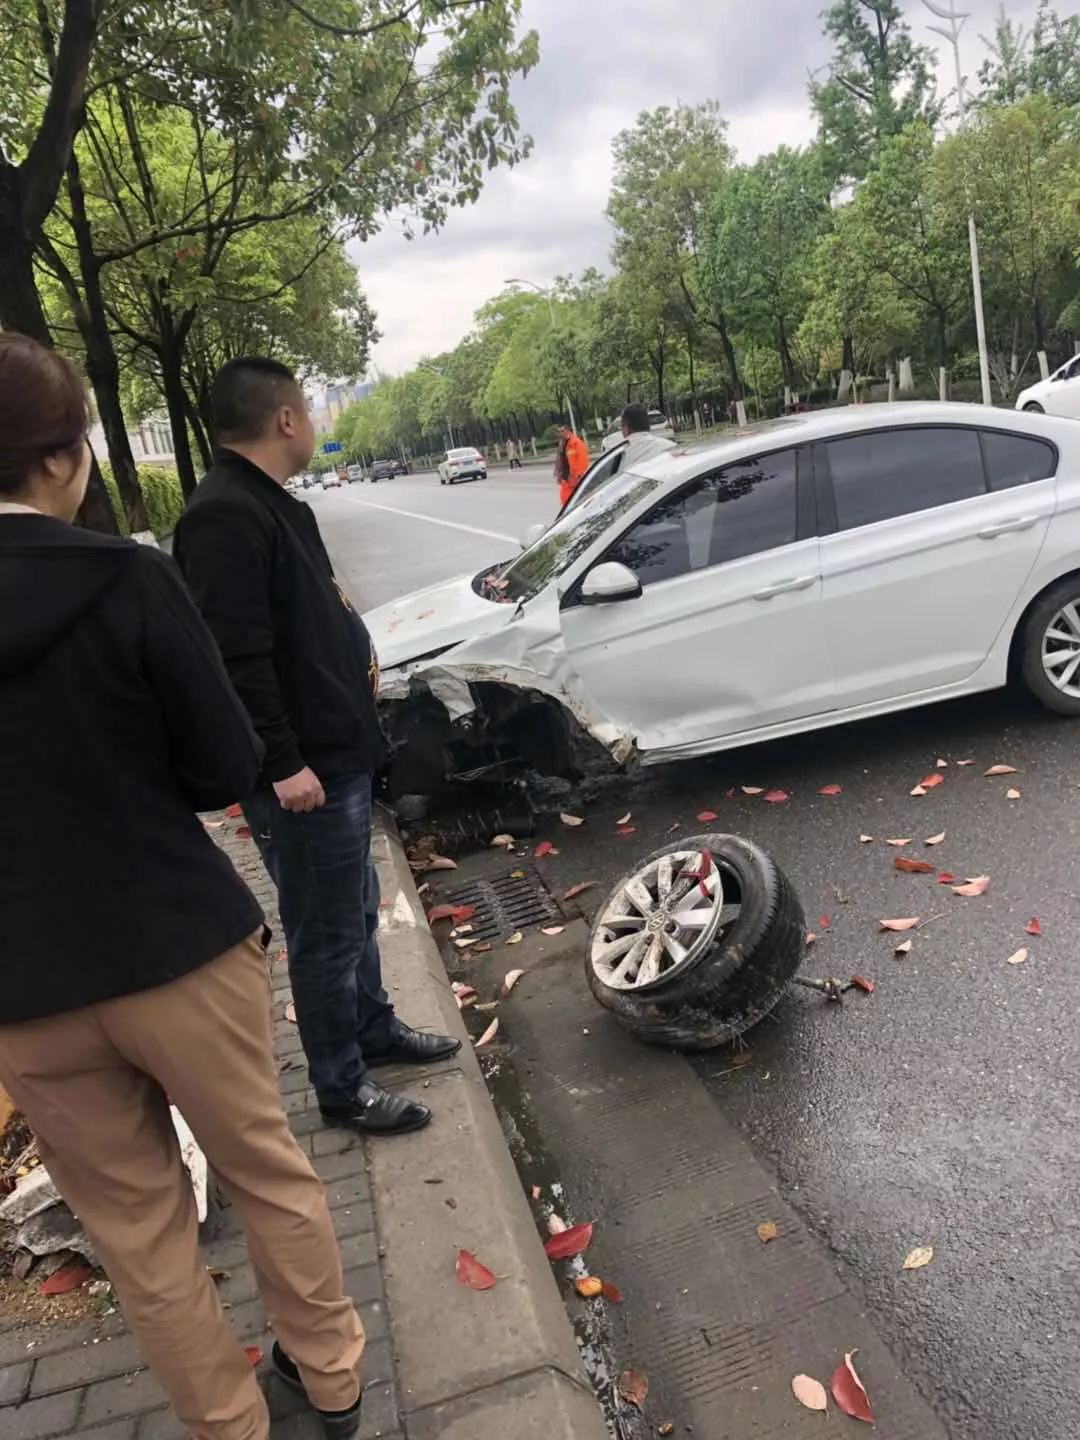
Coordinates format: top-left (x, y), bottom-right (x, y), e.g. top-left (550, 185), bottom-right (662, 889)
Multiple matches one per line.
top-left (338, 492), bottom-right (518, 545)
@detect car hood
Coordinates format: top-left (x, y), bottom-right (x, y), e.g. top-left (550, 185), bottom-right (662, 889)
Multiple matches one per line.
top-left (365, 571), bottom-right (515, 672)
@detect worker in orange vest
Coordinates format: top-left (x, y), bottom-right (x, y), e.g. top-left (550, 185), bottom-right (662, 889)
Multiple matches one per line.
top-left (555, 426), bottom-right (590, 509)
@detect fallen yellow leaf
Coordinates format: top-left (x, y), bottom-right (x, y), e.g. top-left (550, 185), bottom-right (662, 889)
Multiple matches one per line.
top-left (757, 1221), bottom-right (778, 1244)
top-left (1007, 947), bottom-right (1028, 966)
top-left (791, 1374), bottom-right (828, 1412)
top-left (895, 939), bottom-right (913, 956)
top-left (505, 931), bottom-right (523, 945)
top-left (575, 1276), bottom-right (603, 1298)
top-left (902, 1245), bottom-right (934, 1270)
top-left (924, 832), bottom-right (946, 846)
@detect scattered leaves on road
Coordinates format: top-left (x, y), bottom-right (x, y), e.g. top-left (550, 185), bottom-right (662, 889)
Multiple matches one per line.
top-left (985, 764), bottom-right (1018, 777)
top-left (427, 903), bottom-right (476, 926)
top-left (818, 784), bottom-right (843, 795)
top-left (284, 1001), bottom-right (297, 1024)
top-left (956, 758), bottom-right (976, 766)
top-left (541, 925), bottom-right (565, 936)
top-left (952, 875), bottom-right (990, 897)
top-left (616, 825), bottom-right (637, 837)
top-left (658, 1423), bottom-right (674, 1437)
top-left (501, 968), bottom-right (524, 997)
top-left (455, 1250), bottom-right (497, 1291)
top-left (560, 813), bottom-right (585, 827)
top-left (601, 1280), bottom-right (624, 1303)
top-left (895, 857), bottom-right (935, 874)
top-left (575, 1276), bottom-right (603, 1298)
top-left (765, 789), bottom-right (789, 804)
top-left (505, 931), bottom-right (523, 945)
top-left (202, 819), bottom-right (224, 830)
top-left (39, 1263), bottom-right (93, 1296)
top-left (617, 1370), bottom-right (649, 1408)
top-left (474, 1018), bottom-right (499, 1049)
top-left (490, 833), bottom-right (514, 848)
top-left (1007, 947), bottom-right (1029, 966)
top-left (818, 914), bottom-right (831, 930)
top-left (534, 841), bottom-right (558, 858)
top-left (225, 803), bottom-right (243, 818)
top-left (757, 1221), bottom-right (779, 1243)
top-left (880, 917), bottom-right (920, 932)
top-left (936, 758), bottom-right (948, 768)
top-left (937, 871), bottom-right (957, 885)
top-left (424, 854), bottom-right (458, 872)
top-left (563, 882), bottom-right (595, 901)
top-left (850, 974), bottom-right (875, 994)
top-left (860, 834), bottom-right (874, 843)
top-left (544, 1222), bottom-right (594, 1260)
top-left (920, 773), bottom-right (944, 789)
top-left (903, 1245), bottom-right (935, 1270)
top-left (616, 812), bottom-right (632, 826)
top-left (791, 1374), bottom-right (829, 1413)
top-left (895, 939), bottom-right (913, 956)
top-left (453, 937), bottom-right (479, 950)
top-left (924, 832), bottom-right (946, 846)
top-left (1006, 787), bottom-right (1022, 800)
top-left (831, 1351), bottom-right (874, 1423)
top-left (531, 1185), bottom-right (541, 1200)
top-left (697, 809), bottom-right (718, 822)
top-left (805, 932), bottom-right (818, 946)
top-left (1025, 916), bottom-right (1042, 936)
top-left (741, 786), bottom-right (764, 795)
top-left (885, 837), bottom-right (913, 847)
top-left (910, 785), bottom-right (927, 797)
top-left (451, 983), bottom-right (478, 1010)
top-left (547, 1213), bottom-right (568, 1235)
top-left (236, 825), bottom-right (253, 839)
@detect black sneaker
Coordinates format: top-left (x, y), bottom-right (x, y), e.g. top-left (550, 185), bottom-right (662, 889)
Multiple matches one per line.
top-left (270, 1342), bottom-right (362, 1439)
top-left (320, 1080), bottom-right (432, 1136)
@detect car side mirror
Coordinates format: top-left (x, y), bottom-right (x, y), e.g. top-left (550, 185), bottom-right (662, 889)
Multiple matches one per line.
top-left (520, 522), bottom-right (546, 551)
top-left (580, 561), bottom-right (642, 605)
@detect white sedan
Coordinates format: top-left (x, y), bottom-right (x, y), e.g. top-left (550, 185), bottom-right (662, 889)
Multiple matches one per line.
top-left (438, 446), bottom-right (487, 485)
top-left (369, 404), bottom-right (1080, 795)
top-left (1016, 354), bottom-right (1080, 418)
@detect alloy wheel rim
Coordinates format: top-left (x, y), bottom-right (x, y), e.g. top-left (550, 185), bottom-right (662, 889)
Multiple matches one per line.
top-left (590, 848), bottom-right (736, 992)
top-left (1042, 601), bottom-right (1080, 697)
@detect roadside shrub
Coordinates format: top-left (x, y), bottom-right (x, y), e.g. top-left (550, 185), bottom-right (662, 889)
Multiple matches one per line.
top-left (102, 462), bottom-right (185, 539)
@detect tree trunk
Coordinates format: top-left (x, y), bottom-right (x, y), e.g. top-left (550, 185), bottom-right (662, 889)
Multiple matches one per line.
top-left (842, 333), bottom-right (855, 375)
top-left (714, 309), bottom-right (742, 398)
top-left (184, 391), bottom-right (212, 469)
top-left (159, 326), bottom-right (198, 497)
top-left (936, 308), bottom-right (948, 369)
top-left (777, 316), bottom-right (797, 390)
top-left (1033, 296), bottom-right (1045, 353)
top-left (64, 156), bottom-right (148, 531)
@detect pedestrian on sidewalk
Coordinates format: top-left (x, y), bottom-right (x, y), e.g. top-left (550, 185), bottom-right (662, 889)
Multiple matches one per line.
top-left (0, 333), bottom-right (365, 1440)
top-left (506, 437), bottom-right (522, 470)
top-left (174, 357), bottom-right (460, 1140)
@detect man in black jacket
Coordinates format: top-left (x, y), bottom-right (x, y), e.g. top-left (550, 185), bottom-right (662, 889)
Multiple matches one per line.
top-left (175, 358), bottom-right (459, 1138)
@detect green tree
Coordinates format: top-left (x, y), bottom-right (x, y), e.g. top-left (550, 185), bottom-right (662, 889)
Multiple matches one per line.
top-left (978, 1), bottom-right (1080, 108)
top-left (810, 0), bottom-right (941, 182)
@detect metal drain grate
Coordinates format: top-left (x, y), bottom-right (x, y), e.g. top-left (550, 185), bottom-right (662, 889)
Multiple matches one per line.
top-left (443, 870), bottom-right (561, 943)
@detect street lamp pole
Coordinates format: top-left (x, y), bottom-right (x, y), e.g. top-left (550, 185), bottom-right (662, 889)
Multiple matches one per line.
top-left (922, 0), bottom-right (993, 407)
top-left (505, 277), bottom-right (579, 433)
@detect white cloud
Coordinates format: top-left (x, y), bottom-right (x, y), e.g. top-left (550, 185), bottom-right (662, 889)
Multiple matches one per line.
top-left (353, 0), bottom-right (1045, 375)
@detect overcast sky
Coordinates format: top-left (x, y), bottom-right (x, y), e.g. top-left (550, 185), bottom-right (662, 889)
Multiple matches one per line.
top-left (351, 0), bottom-right (1043, 376)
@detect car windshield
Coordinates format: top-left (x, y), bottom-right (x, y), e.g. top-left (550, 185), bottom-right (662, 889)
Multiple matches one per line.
top-left (448, 448), bottom-right (477, 459)
top-left (479, 467), bottom-right (662, 604)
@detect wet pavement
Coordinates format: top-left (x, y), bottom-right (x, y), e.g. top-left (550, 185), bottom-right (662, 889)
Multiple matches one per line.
top-left (318, 490), bottom-right (1080, 1440)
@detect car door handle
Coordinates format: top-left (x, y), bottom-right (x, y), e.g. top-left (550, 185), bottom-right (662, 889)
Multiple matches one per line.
top-left (752, 575), bottom-right (816, 600)
top-left (978, 515), bottom-right (1037, 539)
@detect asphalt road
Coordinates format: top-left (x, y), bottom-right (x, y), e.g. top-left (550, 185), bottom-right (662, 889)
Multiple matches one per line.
top-left (314, 482), bottom-right (1080, 1440)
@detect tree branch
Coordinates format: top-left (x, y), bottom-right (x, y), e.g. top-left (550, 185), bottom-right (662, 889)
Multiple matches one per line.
top-left (21, 0), bottom-right (101, 233)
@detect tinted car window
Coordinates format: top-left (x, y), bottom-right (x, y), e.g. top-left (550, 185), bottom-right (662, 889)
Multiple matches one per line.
top-left (982, 431), bottom-right (1056, 491)
top-left (607, 449), bottom-right (798, 587)
top-left (824, 427), bottom-right (985, 531)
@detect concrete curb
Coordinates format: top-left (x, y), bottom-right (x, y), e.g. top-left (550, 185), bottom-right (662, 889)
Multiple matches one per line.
top-left (369, 811), bottom-right (607, 1440)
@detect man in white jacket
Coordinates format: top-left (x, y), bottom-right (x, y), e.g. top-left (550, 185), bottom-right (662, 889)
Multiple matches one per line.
top-left (617, 403), bottom-right (677, 468)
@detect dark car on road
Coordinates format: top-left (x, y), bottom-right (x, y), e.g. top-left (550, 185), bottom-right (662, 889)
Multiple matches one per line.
top-left (370, 458), bottom-right (403, 482)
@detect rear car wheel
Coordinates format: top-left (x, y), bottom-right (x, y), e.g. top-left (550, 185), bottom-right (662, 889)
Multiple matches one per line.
top-left (1019, 576), bottom-right (1080, 715)
top-left (1023, 402), bottom-right (1045, 413)
top-left (586, 834), bottom-right (805, 1051)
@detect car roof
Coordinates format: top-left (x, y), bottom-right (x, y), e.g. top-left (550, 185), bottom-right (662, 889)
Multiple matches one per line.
top-left (625, 402), bottom-right (1075, 485)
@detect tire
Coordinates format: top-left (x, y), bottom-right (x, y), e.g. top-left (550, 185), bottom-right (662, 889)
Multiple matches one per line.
top-left (585, 833), bottom-right (805, 1051)
top-left (1019, 575), bottom-right (1080, 715)
top-left (440, 477), bottom-right (446, 485)
top-left (1024, 402), bottom-right (1045, 413)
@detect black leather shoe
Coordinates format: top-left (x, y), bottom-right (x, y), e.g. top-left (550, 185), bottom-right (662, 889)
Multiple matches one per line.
top-left (271, 1341), bottom-right (362, 1439)
top-left (320, 1080), bottom-right (431, 1136)
top-left (366, 1023), bottom-right (462, 1067)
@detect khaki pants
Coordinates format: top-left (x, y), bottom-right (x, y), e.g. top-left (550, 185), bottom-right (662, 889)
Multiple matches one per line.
top-left (0, 934), bottom-right (364, 1440)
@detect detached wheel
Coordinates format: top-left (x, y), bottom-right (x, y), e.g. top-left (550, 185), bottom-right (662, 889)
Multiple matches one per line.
top-left (586, 834), bottom-right (805, 1051)
top-left (1020, 576), bottom-right (1080, 715)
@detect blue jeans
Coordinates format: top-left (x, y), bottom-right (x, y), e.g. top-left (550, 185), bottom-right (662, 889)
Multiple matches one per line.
top-left (243, 774), bottom-right (397, 1106)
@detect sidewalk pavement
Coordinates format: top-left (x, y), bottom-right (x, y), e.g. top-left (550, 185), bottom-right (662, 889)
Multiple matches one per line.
top-left (0, 809), bottom-right (606, 1440)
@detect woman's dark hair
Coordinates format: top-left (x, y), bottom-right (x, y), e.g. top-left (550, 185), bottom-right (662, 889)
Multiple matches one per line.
top-left (0, 333), bottom-right (88, 498)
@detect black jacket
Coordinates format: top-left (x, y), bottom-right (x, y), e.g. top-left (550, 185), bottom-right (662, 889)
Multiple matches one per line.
top-left (0, 514), bottom-right (264, 1024)
top-left (173, 451), bottom-right (383, 785)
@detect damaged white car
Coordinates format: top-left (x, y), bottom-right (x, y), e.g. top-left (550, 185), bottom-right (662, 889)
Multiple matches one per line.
top-left (366, 403), bottom-right (1080, 803)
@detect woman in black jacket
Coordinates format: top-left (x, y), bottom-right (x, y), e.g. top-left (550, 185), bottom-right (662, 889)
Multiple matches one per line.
top-left (0, 335), bottom-right (364, 1440)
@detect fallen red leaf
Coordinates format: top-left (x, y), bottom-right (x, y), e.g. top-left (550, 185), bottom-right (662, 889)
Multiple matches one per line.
top-left (236, 825), bottom-right (252, 839)
top-left (953, 875), bottom-right (990, 897)
top-left (534, 841), bottom-right (558, 858)
top-left (764, 789), bottom-right (789, 804)
top-left (543, 1222), bottom-right (594, 1261)
top-left (225, 803), bottom-right (243, 818)
top-left (455, 1249), bottom-right (497, 1291)
top-left (426, 903), bottom-right (476, 926)
top-left (895, 857), bottom-right (935, 874)
top-left (920, 773), bottom-right (944, 789)
top-left (244, 1346), bottom-right (264, 1367)
top-left (818, 914), bottom-right (831, 930)
top-left (679, 850), bottom-right (714, 900)
top-left (937, 871), bottom-right (957, 885)
top-left (617, 1369), bottom-right (649, 1408)
top-left (985, 764), bottom-right (1018, 777)
top-left (1025, 916), bottom-right (1042, 937)
top-left (831, 1351), bottom-right (874, 1423)
top-left (880, 917), bottom-right (919, 932)
top-left (616, 826), bottom-right (637, 837)
top-left (563, 882), bottom-right (595, 901)
top-left (39, 1262), bottom-right (93, 1296)
top-left (818, 784), bottom-right (843, 796)
top-left (850, 974), bottom-right (876, 994)
top-left (696, 810), bottom-right (718, 822)
top-left (601, 1280), bottom-right (624, 1303)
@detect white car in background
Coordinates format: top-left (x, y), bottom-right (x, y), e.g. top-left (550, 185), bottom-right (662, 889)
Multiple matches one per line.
top-left (1017, 354), bottom-right (1080, 418)
top-left (369, 403), bottom-right (1080, 797)
top-left (438, 446), bottom-right (487, 484)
